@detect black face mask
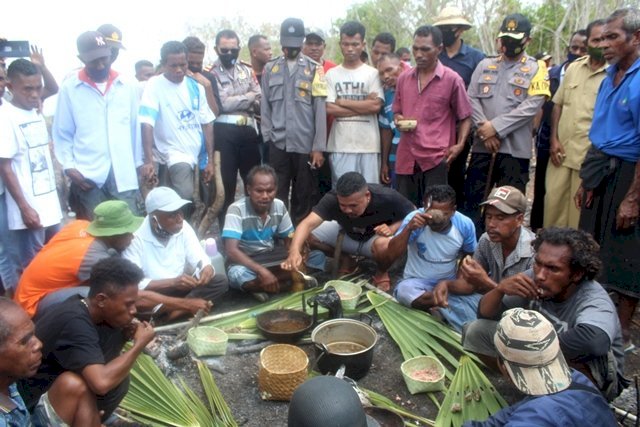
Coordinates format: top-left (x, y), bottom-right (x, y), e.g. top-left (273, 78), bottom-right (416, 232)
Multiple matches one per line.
top-left (218, 52), bottom-right (239, 68)
top-left (86, 66), bottom-right (110, 82)
top-left (286, 48), bottom-right (300, 60)
top-left (566, 52), bottom-right (580, 63)
top-left (188, 65), bottom-right (202, 74)
top-left (151, 215), bottom-right (173, 240)
top-left (501, 38), bottom-right (525, 58)
top-left (441, 29), bottom-right (458, 47)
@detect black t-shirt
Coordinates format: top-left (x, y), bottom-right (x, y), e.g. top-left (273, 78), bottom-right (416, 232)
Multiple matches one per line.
top-left (313, 184), bottom-right (415, 241)
top-left (17, 296), bottom-right (125, 410)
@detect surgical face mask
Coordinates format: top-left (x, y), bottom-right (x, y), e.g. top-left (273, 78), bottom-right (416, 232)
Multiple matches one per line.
top-left (441, 28), bottom-right (458, 47)
top-left (285, 48), bottom-right (301, 60)
top-left (151, 215), bottom-right (172, 240)
top-left (587, 46), bottom-right (604, 61)
top-left (218, 48), bottom-right (239, 68)
top-left (86, 66), bottom-right (110, 82)
top-left (501, 37), bottom-right (525, 58)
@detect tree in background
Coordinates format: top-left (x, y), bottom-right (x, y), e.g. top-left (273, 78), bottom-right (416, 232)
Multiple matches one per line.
top-left (338, 0), bottom-right (626, 63)
top-left (186, 17), bottom-right (280, 68)
top-left (185, 0), bottom-right (627, 66)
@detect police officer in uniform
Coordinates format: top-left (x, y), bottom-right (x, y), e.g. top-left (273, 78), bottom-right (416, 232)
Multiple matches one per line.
top-left (462, 14), bottom-right (550, 233)
top-left (211, 29), bottom-right (262, 227)
top-left (261, 18), bottom-right (327, 226)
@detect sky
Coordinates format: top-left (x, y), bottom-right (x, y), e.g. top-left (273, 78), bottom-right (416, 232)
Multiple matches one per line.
top-left (3, 0), bottom-right (357, 83)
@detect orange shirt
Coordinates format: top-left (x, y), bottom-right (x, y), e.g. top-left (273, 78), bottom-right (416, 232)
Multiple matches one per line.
top-left (14, 220), bottom-right (107, 317)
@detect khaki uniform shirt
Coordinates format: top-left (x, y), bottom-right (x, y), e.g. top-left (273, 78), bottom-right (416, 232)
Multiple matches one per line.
top-left (260, 54), bottom-right (327, 154)
top-left (552, 56), bottom-right (607, 170)
top-left (468, 54), bottom-right (550, 159)
top-left (211, 60), bottom-right (261, 115)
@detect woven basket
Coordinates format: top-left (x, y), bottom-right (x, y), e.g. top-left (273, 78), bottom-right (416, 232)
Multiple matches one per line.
top-left (187, 326), bottom-right (228, 357)
top-left (258, 344), bottom-right (309, 401)
top-left (401, 356), bottom-right (446, 394)
top-left (324, 280), bottom-right (362, 310)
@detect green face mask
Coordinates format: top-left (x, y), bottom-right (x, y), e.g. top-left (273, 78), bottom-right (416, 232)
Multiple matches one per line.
top-left (588, 46), bottom-right (604, 61)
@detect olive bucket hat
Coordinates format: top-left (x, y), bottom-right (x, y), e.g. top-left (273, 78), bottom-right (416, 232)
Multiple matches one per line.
top-left (86, 200), bottom-right (143, 237)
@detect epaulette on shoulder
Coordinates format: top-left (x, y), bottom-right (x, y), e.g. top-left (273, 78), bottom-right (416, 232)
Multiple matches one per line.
top-left (303, 55), bottom-right (321, 66)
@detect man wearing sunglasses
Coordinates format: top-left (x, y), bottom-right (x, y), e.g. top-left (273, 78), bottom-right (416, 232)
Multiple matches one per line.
top-left (211, 30), bottom-right (262, 228)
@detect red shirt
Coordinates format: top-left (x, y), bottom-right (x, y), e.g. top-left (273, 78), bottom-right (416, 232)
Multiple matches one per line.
top-left (322, 59), bottom-right (338, 133)
top-left (392, 61), bottom-right (472, 174)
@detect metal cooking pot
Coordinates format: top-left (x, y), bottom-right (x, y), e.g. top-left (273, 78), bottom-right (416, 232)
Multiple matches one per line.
top-left (311, 318), bottom-right (378, 380)
top-left (256, 309), bottom-right (314, 343)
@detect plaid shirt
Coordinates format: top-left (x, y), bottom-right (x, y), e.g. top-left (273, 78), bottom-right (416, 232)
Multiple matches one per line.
top-left (473, 226), bottom-right (535, 283)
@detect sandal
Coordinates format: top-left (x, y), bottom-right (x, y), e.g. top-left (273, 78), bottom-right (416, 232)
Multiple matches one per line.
top-left (372, 272), bottom-right (392, 292)
top-left (624, 341), bottom-right (637, 354)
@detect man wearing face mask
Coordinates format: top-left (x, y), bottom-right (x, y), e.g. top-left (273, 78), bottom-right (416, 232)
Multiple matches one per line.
top-left (433, 7), bottom-right (485, 208)
top-left (544, 20), bottom-right (606, 229)
top-left (261, 17), bottom-right (327, 226)
top-left (53, 31), bottom-right (142, 221)
top-left (388, 185), bottom-right (478, 332)
top-left (530, 29), bottom-right (587, 230)
top-left (123, 187), bottom-right (228, 320)
top-left (211, 30), bottom-right (262, 228)
top-left (463, 14), bottom-right (550, 235)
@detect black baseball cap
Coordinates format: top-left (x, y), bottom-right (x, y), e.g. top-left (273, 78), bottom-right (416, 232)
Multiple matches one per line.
top-left (498, 14), bottom-right (532, 40)
top-left (77, 31), bottom-right (112, 62)
top-left (281, 18), bottom-right (305, 48)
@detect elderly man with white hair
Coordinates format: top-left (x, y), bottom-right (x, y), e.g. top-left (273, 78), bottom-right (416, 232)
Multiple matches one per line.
top-left (124, 186), bottom-right (228, 320)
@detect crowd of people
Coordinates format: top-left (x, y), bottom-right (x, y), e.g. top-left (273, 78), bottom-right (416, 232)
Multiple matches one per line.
top-left (0, 5), bottom-right (638, 426)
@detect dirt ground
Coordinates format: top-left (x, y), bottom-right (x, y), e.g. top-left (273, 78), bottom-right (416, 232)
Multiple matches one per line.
top-left (70, 166), bottom-right (640, 426)
top-left (116, 260), bottom-right (640, 427)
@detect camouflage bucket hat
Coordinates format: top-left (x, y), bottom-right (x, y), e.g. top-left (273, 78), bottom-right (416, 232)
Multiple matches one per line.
top-left (494, 308), bottom-right (572, 396)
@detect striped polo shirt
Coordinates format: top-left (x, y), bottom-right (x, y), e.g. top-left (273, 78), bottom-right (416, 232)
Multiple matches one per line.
top-left (222, 197), bottom-right (294, 256)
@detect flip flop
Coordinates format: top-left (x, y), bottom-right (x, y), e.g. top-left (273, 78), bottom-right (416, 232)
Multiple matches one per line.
top-left (624, 341), bottom-right (637, 354)
top-left (372, 272), bottom-right (392, 292)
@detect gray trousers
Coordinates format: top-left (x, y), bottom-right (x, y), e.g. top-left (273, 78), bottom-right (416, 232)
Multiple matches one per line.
top-left (158, 162), bottom-right (194, 203)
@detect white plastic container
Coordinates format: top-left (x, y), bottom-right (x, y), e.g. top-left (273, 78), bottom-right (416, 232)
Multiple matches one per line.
top-left (202, 238), bottom-right (226, 276)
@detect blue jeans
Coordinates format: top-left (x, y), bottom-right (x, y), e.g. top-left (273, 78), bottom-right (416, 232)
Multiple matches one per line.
top-left (0, 193), bottom-right (19, 291)
top-left (12, 223), bottom-right (60, 271)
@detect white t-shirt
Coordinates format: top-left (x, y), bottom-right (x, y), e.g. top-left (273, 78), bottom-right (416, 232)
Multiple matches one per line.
top-left (0, 103), bottom-right (62, 230)
top-left (325, 64), bottom-right (384, 153)
top-left (123, 216), bottom-right (211, 289)
top-left (139, 75), bottom-right (215, 167)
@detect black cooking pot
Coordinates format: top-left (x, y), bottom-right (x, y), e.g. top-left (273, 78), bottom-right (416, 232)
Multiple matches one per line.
top-left (256, 309), bottom-right (314, 343)
top-left (311, 318), bottom-right (378, 380)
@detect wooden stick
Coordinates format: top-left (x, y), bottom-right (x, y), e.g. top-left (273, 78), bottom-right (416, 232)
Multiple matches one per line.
top-left (198, 151), bottom-right (225, 237)
top-left (483, 152), bottom-right (498, 201)
top-left (153, 307), bottom-right (249, 333)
